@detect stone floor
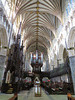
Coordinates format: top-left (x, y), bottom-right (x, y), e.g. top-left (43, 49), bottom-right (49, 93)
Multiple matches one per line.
top-left (0, 88), bottom-right (68, 100)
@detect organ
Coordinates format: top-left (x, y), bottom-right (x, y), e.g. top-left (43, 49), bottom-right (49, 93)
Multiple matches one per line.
top-left (31, 50), bottom-right (43, 72)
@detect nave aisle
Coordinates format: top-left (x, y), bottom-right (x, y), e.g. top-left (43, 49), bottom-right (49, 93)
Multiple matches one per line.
top-left (0, 87), bottom-right (68, 100)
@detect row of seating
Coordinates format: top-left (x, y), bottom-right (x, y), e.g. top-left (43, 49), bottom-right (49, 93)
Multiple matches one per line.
top-left (41, 82), bottom-right (74, 94)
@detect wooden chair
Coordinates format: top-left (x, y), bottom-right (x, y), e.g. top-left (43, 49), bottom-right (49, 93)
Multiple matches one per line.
top-left (67, 93), bottom-right (75, 100)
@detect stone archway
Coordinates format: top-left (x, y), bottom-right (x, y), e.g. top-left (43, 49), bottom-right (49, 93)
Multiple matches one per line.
top-left (58, 44), bottom-right (64, 64)
top-left (0, 26), bottom-right (8, 86)
top-left (0, 28), bottom-right (8, 55)
top-left (68, 27), bottom-right (75, 93)
top-left (50, 59), bottom-right (54, 70)
top-left (54, 54), bottom-right (57, 68)
top-left (63, 48), bottom-right (69, 64)
top-left (68, 27), bottom-right (75, 57)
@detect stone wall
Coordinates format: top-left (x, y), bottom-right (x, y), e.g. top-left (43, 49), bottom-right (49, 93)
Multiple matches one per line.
top-left (0, 55), bottom-right (6, 86)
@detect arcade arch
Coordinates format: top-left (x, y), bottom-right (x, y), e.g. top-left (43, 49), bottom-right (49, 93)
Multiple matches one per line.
top-left (63, 48), bottom-right (69, 64)
top-left (53, 54), bottom-right (57, 68)
top-left (50, 59), bottom-right (54, 70)
top-left (68, 27), bottom-right (75, 57)
top-left (0, 27), bottom-right (8, 56)
top-left (58, 45), bottom-right (64, 64)
top-left (0, 25), bottom-right (8, 86)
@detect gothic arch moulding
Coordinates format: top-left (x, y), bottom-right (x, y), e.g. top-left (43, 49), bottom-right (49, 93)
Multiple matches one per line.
top-left (58, 44), bottom-right (65, 64)
top-left (63, 48), bottom-right (69, 64)
top-left (0, 26), bottom-right (8, 56)
top-left (53, 54), bottom-right (57, 68)
top-left (68, 26), bottom-right (75, 57)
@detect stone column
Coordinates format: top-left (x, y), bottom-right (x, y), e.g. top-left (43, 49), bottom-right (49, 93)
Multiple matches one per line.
top-left (69, 56), bottom-right (75, 93)
top-left (45, 59), bottom-right (50, 71)
top-left (0, 55), bottom-right (6, 86)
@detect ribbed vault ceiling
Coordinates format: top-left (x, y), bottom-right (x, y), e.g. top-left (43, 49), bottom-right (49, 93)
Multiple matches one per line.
top-left (7, 0), bottom-right (62, 54)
